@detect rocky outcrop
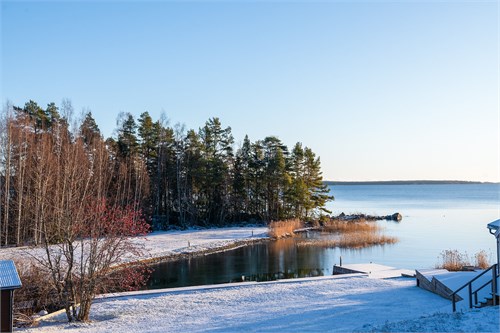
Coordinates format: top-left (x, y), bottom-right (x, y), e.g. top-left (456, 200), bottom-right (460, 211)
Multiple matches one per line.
top-left (388, 213), bottom-right (402, 221)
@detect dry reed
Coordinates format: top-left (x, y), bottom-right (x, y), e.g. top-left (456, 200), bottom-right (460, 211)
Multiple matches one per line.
top-left (436, 250), bottom-right (469, 271)
top-left (436, 249), bottom-right (490, 271)
top-left (297, 232), bottom-right (397, 249)
top-left (268, 219), bottom-right (304, 238)
top-left (297, 220), bottom-right (398, 249)
top-left (475, 250), bottom-right (490, 269)
top-left (322, 219), bottom-right (378, 233)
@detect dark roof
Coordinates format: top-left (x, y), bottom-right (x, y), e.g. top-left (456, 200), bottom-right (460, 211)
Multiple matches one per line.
top-left (0, 260), bottom-right (22, 290)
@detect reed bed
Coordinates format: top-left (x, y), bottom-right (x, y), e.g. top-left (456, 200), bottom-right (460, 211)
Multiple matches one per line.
top-left (297, 232), bottom-right (397, 249)
top-left (297, 220), bottom-right (398, 249)
top-left (322, 219), bottom-right (377, 233)
top-left (268, 219), bottom-right (304, 238)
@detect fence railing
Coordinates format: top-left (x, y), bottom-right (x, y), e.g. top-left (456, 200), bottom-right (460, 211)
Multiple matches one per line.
top-left (451, 263), bottom-right (498, 312)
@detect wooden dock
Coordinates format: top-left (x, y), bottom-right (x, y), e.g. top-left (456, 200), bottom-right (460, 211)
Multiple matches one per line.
top-left (415, 269), bottom-right (460, 301)
top-left (333, 263), bottom-right (415, 279)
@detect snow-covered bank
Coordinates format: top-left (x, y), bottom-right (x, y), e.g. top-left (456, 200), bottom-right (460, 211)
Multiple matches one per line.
top-left (127, 227), bottom-right (269, 262)
top-left (21, 275), bottom-right (499, 332)
top-left (0, 227), bottom-right (269, 264)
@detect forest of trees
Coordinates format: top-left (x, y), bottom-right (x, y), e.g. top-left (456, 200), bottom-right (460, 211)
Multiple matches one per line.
top-left (0, 100), bottom-right (332, 247)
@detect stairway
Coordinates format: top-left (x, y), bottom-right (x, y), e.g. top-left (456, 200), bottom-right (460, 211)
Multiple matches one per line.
top-left (416, 264), bottom-right (499, 312)
top-left (451, 264), bottom-right (499, 312)
top-left (474, 291), bottom-right (500, 309)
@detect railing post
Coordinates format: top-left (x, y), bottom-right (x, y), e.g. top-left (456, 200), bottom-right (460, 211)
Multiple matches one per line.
top-left (493, 264), bottom-right (498, 306)
top-left (450, 264), bottom-right (497, 312)
top-left (468, 283), bottom-right (473, 309)
top-left (474, 292), bottom-right (478, 306)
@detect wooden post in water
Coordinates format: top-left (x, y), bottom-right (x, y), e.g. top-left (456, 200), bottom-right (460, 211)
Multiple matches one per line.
top-left (340, 256), bottom-right (342, 267)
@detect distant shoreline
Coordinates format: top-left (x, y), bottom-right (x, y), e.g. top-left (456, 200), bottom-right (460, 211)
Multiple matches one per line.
top-left (324, 180), bottom-right (499, 186)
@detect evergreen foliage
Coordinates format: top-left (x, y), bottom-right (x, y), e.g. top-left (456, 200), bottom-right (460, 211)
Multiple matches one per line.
top-left (0, 100), bottom-right (333, 245)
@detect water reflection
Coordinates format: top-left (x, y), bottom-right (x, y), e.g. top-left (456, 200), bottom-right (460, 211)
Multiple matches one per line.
top-left (145, 236), bottom-right (335, 289)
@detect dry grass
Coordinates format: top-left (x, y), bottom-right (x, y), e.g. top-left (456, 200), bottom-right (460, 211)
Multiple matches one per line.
top-left (268, 219), bottom-right (304, 238)
top-left (297, 232), bottom-right (397, 249)
top-left (436, 249), bottom-right (490, 271)
top-left (297, 220), bottom-right (398, 249)
top-left (436, 249), bottom-right (469, 271)
top-left (475, 250), bottom-right (490, 269)
top-left (322, 219), bottom-right (377, 233)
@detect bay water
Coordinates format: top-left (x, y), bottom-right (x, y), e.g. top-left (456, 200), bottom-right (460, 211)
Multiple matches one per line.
top-left (145, 183), bottom-right (500, 289)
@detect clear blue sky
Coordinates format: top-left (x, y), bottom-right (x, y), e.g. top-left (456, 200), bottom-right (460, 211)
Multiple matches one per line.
top-left (1, 0), bottom-right (498, 182)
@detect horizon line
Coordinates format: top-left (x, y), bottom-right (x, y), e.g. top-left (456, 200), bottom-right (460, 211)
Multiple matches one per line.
top-left (324, 180), bottom-right (500, 184)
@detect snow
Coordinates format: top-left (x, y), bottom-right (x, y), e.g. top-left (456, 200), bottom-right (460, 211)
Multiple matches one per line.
top-left (334, 263), bottom-right (415, 279)
top-left (0, 227), bottom-right (269, 264)
top-left (370, 306), bottom-right (500, 332)
top-left (3, 227), bottom-right (499, 332)
top-left (20, 275), bottom-right (500, 332)
top-left (417, 268), bottom-right (499, 311)
top-left (126, 227), bottom-right (268, 262)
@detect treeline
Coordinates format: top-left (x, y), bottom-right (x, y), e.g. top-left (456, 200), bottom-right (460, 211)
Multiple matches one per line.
top-left (0, 100), bottom-right (332, 246)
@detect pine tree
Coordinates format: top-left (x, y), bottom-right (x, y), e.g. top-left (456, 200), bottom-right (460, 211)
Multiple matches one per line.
top-left (138, 112), bottom-right (160, 177)
top-left (302, 147), bottom-right (333, 218)
top-left (249, 140), bottom-right (265, 219)
top-left (80, 112), bottom-right (101, 145)
top-left (287, 143), bottom-right (307, 219)
top-left (23, 100), bottom-right (49, 133)
top-left (117, 113), bottom-right (139, 158)
top-left (45, 102), bottom-right (61, 128)
top-left (184, 129), bottom-right (203, 225)
top-left (262, 136), bottom-right (288, 221)
top-left (199, 117), bottom-right (234, 225)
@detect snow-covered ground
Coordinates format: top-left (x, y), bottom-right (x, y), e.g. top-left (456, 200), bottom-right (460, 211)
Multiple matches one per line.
top-left (22, 275), bottom-right (499, 332)
top-left (125, 227), bottom-right (268, 262)
top-left (3, 227), bottom-right (499, 332)
top-left (0, 227), bottom-right (269, 264)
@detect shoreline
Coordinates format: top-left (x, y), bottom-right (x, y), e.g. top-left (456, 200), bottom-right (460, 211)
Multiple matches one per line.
top-left (0, 227), bottom-right (270, 265)
top-left (131, 237), bottom-right (270, 266)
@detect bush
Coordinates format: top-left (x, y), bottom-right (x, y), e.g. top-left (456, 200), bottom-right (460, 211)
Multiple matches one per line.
top-left (14, 261), bottom-right (57, 315)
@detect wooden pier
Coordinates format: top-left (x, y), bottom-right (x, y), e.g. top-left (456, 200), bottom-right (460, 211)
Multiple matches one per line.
top-left (333, 263), bottom-right (415, 279)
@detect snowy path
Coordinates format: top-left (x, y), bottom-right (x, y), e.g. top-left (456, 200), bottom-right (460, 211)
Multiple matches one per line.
top-left (21, 275), bottom-right (499, 332)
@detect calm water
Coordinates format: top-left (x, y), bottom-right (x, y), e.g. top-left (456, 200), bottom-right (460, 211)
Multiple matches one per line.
top-left (145, 184), bottom-right (500, 289)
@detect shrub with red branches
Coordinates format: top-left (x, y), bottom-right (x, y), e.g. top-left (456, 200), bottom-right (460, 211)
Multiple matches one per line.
top-left (36, 199), bottom-right (150, 322)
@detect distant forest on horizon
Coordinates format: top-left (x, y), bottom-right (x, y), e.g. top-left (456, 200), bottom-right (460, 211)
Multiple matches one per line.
top-left (324, 180), bottom-right (499, 185)
top-left (0, 100), bottom-right (332, 246)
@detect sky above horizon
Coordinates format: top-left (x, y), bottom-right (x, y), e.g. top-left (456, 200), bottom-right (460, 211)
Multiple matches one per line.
top-left (1, 0), bottom-right (499, 182)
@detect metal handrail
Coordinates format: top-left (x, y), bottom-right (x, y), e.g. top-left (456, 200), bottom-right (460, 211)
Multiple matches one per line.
top-left (452, 264), bottom-right (496, 295)
top-left (452, 263), bottom-right (498, 312)
top-left (473, 273), bottom-right (499, 307)
top-left (474, 277), bottom-right (497, 299)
